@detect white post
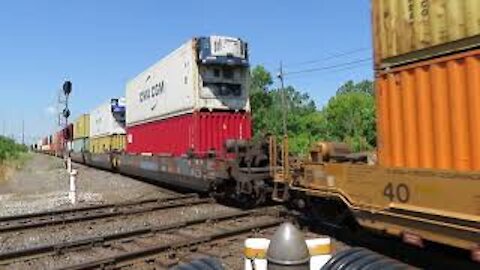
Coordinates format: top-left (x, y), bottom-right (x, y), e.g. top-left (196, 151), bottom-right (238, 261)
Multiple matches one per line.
top-left (69, 169), bottom-right (77, 204)
top-left (244, 238), bottom-right (269, 270)
top-left (67, 157), bottom-right (72, 173)
top-left (306, 238), bottom-right (332, 269)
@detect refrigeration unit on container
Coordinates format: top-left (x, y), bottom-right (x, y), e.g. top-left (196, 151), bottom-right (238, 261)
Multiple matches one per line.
top-left (376, 49), bottom-right (480, 171)
top-left (89, 98), bottom-right (126, 139)
top-left (74, 114), bottom-right (90, 139)
top-left (126, 36), bottom-right (250, 127)
top-left (89, 134), bottom-right (126, 154)
top-left (372, 0), bottom-right (480, 68)
top-left (126, 111), bottom-right (251, 156)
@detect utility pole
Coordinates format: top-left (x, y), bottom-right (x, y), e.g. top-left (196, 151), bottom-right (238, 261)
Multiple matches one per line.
top-left (278, 61), bottom-right (287, 136)
top-left (277, 61), bottom-right (289, 183)
top-left (21, 119), bottom-right (25, 145)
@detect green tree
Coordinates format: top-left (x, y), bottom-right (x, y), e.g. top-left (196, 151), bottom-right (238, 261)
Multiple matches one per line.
top-left (249, 66), bottom-right (274, 137)
top-left (322, 80), bottom-right (376, 151)
top-left (249, 65), bottom-right (376, 154)
top-left (249, 65), bottom-right (273, 94)
top-left (249, 65), bottom-right (326, 154)
top-left (336, 80), bottom-right (374, 95)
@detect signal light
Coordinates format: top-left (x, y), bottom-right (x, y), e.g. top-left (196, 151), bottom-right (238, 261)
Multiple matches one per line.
top-left (63, 108), bottom-right (71, 119)
top-left (63, 80), bottom-right (72, 95)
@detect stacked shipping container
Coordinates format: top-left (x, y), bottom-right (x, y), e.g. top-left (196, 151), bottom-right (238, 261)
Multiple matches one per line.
top-left (52, 130), bottom-right (64, 156)
top-left (125, 36), bottom-right (251, 156)
top-left (373, 0), bottom-right (480, 69)
top-left (373, 0), bottom-right (480, 171)
top-left (127, 111), bottom-right (251, 156)
top-left (89, 98), bottom-right (126, 154)
top-left (73, 114), bottom-right (90, 153)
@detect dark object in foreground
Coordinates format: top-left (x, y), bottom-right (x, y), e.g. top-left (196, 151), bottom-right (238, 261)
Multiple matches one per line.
top-left (170, 257), bottom-right (224, 270)
top-left (322, 247), bottom-right (412, 270)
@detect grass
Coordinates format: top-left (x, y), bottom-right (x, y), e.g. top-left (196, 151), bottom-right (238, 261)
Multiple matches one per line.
top-left (0, 136), bottom-right (28, 162)
top-left (0, 136), bottom-right (30, 181)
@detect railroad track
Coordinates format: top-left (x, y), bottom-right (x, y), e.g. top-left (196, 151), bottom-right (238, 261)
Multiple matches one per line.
top-left (0, 206), bottom-right (284, 270)
top-left (0, 193), bottom-right (206, 233)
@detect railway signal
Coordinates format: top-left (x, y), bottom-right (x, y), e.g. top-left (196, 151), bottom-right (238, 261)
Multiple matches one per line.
top-left (58, 80), bottom-right (72, 159)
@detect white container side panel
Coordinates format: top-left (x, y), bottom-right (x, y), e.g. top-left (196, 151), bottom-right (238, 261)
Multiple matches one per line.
top-left (126, 40), bottom-right (197, 126)
top-left (126, 38), bottom-right (250, 127)
top-left (90, 100), bottom-right (126, 138)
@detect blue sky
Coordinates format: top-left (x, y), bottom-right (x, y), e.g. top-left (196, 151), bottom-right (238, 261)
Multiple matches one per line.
top-left (0, 0), bottom-right (373, 143)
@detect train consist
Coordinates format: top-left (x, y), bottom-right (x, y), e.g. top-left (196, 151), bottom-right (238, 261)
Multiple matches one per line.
top-left (38, 36), bottom-right (271, 206)
top-left (34, 0), bottom-right (480, 263)
top-left (271, 0), bottom-right (480, 262)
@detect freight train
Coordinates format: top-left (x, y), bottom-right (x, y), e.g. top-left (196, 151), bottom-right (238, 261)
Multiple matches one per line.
top-left (40, 36), bottom-right (271, 207)
top-left (271, 0), bottom-right (480, 262)
top-left (37, 0), bottom-right (480, 262)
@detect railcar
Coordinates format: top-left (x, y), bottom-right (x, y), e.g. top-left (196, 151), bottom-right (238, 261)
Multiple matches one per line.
top-left (271, 0), bottom-right (480, 262)
top-left (270, 140), bottom-right (480, 261)
top-left (67, 36), bottom-right (272, 206)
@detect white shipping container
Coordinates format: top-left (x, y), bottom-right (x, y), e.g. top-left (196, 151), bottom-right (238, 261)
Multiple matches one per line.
top-left (126, 36), bottom-right (250, 127)
top-left (90, 98), bottom-right (126, 138)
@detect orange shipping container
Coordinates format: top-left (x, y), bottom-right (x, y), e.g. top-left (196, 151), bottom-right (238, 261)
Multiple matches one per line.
top-left (372, 0), bottom-right (480, 68)
top-left (376, 49), bottom-right (480, 171)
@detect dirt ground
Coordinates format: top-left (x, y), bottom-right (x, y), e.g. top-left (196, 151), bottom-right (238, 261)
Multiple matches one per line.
top-left (0, 153), bottom-right (177, 217)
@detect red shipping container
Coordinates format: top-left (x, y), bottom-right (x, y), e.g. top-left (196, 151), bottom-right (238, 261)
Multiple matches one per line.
top-left (52, 131), bottom-right (65, 153)
top-left (126, 111), bottom-right (251, 156)
top-left (64, 124), bottom-right (74, 141)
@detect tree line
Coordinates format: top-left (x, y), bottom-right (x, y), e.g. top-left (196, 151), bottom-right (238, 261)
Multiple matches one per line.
top-left (249, 65), bottom-right (376, 154)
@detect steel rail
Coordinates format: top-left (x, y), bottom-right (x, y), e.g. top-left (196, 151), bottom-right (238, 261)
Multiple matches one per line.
top-left (0, 195), bottom-right (208, 233)
top-left (0, 193), bottom-right (196, 223)
top-left (0, 207), bottom-right (281, 267)
top-left (58, 216), bottom-right (282, 270)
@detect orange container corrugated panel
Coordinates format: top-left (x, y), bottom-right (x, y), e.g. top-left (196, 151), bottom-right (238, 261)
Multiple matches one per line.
top-left (372, 0), bottom-right (480, 68)
top-left (376, 49), bottom-right (480, 171)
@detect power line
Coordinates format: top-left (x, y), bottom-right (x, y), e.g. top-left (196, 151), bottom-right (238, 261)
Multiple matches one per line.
top-left (285, 62), bottom-right (372, 80)
top-left (283, 47), bottom-right (371, 68)
top-left (284, 57), bottom-right (372, 76)
top-left (254, 47), bottom-right (371, 70)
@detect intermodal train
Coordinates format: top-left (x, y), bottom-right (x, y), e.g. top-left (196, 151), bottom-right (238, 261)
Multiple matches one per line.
top-left (38, 36), bottom-right (271, 207)
top-left (35, 0), bottom-right (480, 262)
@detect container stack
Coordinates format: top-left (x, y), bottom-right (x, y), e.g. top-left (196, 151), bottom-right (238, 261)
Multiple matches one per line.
top-left (52, 130), bottom-right (64, 157)
top-left (373, 0), bottom-right (480, 171)
top-left (73, 114), bottom-right (90, 153)
top-left (89, 98), bottom-right (126, 154)
top-left (125, 36), bottom-right (251, 157)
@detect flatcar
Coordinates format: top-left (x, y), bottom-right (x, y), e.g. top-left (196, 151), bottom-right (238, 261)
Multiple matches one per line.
top-left (271, 0), bottom-right (480, 262)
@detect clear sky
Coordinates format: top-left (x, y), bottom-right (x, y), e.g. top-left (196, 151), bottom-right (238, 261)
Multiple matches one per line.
top-left (0, 0), bottom-right (373, 143)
